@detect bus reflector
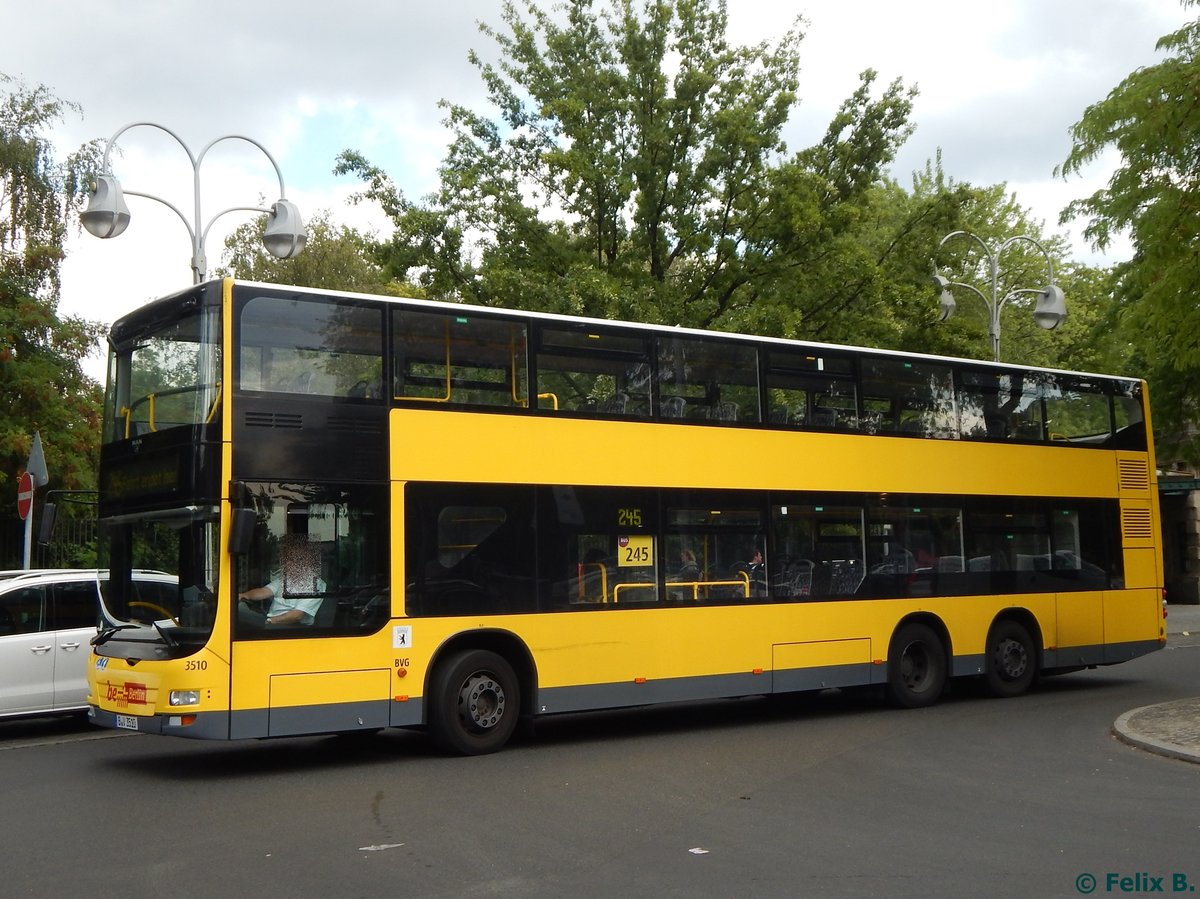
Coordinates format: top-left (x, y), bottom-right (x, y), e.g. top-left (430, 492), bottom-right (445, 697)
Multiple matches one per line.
top-left (394, 695), bottom-right (410, 702)
top-left (752, 668), bottom-right (764, 675)
top-left (634, 677), bottom-right (647, 684)
top-left (872, 659), bottom-right (883, 665)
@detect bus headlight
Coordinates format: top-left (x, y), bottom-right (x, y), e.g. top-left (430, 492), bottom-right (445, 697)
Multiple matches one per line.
top-left (169, 690), bottom-right (200, 707)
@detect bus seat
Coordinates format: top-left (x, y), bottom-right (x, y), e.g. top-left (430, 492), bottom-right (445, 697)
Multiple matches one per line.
top-left (660, 396), bottom-right (686, 418)
top-left (985, 415), bottom-right (1009, 438)
top-left (830, 561), bottom-right (863, 595)
top-left (715, 401), bottom-right (739, 422)
top-left (313, 596), bottom-right (338, 628)
top-left (289, 370), bottom-right (315, 394)
top-left (600, 392), bottom-right (629, 414)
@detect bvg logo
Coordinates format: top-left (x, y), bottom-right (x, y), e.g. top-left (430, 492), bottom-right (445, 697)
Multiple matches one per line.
top-left (95, 658), bottom-right (109, 670)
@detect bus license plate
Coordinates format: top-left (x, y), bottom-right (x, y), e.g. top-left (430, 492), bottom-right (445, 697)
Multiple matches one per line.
top-left (115, 715), bottom-right (139, 731)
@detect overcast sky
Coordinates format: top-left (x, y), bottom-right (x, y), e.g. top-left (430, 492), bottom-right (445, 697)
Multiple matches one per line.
top-left (5, 0), bottom-right (1193, 375)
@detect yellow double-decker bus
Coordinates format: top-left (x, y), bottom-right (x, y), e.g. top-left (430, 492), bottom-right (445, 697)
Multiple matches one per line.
top-left (87, 279), bottom-right (1165, 754)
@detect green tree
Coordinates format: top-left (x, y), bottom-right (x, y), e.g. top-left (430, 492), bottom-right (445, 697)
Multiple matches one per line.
top-left (0, 74), bottom-right (104, 513)
top-left (1059, 2), bottom-right (1200, 460)
top-left (216, 208), bottom-right (397, 294)
top-left (338, 0), bottom-right (916, 336)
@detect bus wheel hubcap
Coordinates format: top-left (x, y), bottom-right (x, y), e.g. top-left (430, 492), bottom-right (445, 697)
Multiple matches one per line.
top-left (995, 639), bottom-right (1027, 679)
top-left (459, 673), bottom-right (505, 730)
top-left (901, 644), bottom-right (929, 690)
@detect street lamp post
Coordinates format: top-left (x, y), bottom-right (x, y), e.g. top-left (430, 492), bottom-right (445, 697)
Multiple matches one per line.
top-left (80, 121), bottom-right (306, 283)
top-left (931, 230), bottom-right (1067, 362)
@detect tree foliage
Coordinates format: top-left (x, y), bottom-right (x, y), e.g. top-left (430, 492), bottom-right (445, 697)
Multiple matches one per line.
top-left (333, 0), bottom-right (1120, 393)
top-left (216, 208), bottom-right (397, 294)
top-left (1059, 2), bottom-right (1200, 460)
top-left (0, 73), bottom-right (104, 508)
top-left (338, 0), bottom-right (920, 340)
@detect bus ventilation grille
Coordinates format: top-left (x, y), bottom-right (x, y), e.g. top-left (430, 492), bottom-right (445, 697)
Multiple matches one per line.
top-left (244, 411), bottom-right (303, 429)
top-left (1117, 459), bottom-right (1150, 491)
top-left (1121, 508), bottom-right (1153, 541)
top-left (327, 416), bottom-right (384, 434)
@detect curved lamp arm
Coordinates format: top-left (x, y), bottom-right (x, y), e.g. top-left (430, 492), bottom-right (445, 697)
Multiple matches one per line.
top-left (81, 121), bottom-right (305, 283)
top-left (931, 230), bottom-right (1066, 361)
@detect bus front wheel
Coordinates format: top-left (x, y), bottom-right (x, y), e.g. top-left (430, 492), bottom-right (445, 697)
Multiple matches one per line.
top-left (886, 622), bottom-right (947, 708)
top-left (429, 649), bottom-right (521, 755)
top-left (984, 620), bottom-right (1037, 698)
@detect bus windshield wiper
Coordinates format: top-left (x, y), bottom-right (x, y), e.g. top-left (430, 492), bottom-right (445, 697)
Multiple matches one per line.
top-left (152, 620), bottom-right (179, 648)
top-left (93, 624), bottom-right (139, 645)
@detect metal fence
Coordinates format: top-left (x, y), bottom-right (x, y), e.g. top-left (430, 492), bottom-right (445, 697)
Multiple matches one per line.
top-left (0, 513), bottom-right (97, 570)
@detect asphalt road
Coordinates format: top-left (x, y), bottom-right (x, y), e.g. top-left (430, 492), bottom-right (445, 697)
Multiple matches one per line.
top-left (2, 634), bottom-right (1197, 899)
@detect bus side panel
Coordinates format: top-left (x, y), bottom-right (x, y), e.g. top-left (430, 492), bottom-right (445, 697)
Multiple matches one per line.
top-left (1055, 592), bottom-right (1105, 667)
top-left (772, 639), bottom-right (872, 692)
top-left (1103, 588), bottom-right (1165, 663)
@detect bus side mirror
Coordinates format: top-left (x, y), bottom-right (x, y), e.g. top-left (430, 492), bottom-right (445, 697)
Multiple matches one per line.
top-left (229, 508), bottom-right (257, 555)
top-left (37, 503), bottom-right (57, 545)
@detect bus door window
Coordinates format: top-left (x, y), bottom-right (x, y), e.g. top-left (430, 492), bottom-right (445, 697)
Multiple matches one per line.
top-left (656, 337), bottom-right (760, 423)
top-left (236, 484), bottom-right (388, 635)
top-left (534, 326), bottom-right (653, 417)
top-left (393, 309), bottom-right (528, 408)
top-left (664, 500), bottom-right (763, 602)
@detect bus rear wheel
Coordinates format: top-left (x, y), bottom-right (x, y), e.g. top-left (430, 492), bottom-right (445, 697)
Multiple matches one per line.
top-left (985, 620), bottom-right (1037, 698)
top-left (428, 649), bottom-right (520, 755)
top-left (886, 622), bottom-right (947, 709)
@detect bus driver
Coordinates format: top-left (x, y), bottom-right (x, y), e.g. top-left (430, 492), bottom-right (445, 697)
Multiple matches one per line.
top-left (238, 534), bottom-right (326, 626)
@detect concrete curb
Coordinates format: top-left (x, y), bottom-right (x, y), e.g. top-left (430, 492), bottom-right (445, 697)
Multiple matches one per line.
top-left (1113, 700), bottom-right (1200, 765)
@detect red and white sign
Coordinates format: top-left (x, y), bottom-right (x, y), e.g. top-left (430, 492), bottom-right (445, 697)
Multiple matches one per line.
top-left (16, 471), bottom-right (33, 520)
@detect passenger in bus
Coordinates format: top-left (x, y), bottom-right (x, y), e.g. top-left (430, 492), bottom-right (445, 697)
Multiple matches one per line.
top-left (238, 534), bottom-right (326, 626)
top-left (668, 548), bottom-right (701, 601)
top-left (677, 548), bottom-right (700, 581)
top-left (748, 548), bottom-right (767, 596)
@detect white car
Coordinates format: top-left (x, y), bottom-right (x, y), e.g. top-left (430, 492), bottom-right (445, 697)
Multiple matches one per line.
top-left (0, 569), bottom-right (176, 720)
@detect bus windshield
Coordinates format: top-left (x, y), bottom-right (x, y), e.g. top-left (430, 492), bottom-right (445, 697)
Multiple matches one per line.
top-left (96, 506), bottom-right (220, 654)
top-left (96, 289), bottom-right (224, 656)
top-left (104, 300), bottom-right (222, 442)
